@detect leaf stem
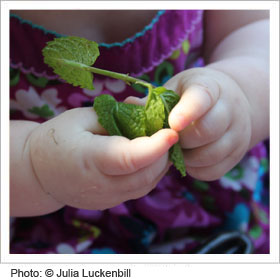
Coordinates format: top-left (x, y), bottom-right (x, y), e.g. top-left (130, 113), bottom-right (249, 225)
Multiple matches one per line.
top-left (86, 66), bottom-right (154, 90)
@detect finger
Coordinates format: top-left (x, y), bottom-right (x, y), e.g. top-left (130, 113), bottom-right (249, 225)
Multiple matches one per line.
top-left (108, 157), bottom-right (171, 203)
top-left (61, 107), bottom-right (108, 135)
top-left (186, 145), bottom-right (246, 182)
top-left (169, 84), bottom-right (220, 132)
top-left (183, 129), bottom-right (237, 168)
top-left (165, 69), bottom-right (221, 132)
top-left (68, 159), bottom-right (170, 211)
top-left (111, 152), bottom-right (170, 193)
top-left (93, 128), bottom-right (178, 175)
top-left (124, 96), bottom-right (147, 106)
top-left (179, 99), bottom-right (231, 149)
top-left (118, 166), bottom-right (169, 201)
top-left (78, 153), bottom-right (170, 210)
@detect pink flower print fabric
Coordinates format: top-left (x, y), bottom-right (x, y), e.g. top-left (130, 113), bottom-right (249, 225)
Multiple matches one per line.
top-left (10, 10), bottom-right (269, 254)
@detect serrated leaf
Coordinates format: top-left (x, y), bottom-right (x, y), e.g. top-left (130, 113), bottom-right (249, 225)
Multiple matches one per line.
top-left (114, 102), bottom-right (146, 139)
top-left (148, 87), bottom-right (179, 128)
top-left (169, 143), bottom-right (186, 177)
top-left (155, 87), bottom-right (186, 176)
top-left (158, 89), bottom-right (186, 176)
top-left (42, 36), bottom-right (100, 89)
top-left (94, 87), bottom-right (186, 177)
top-left (94, 95), bottom-right (146, 139)
top-left (145, 87), bottom-right (165, 136)
top-left (93, 95), bottom-right (122, 136)
top-left (160, 89), bottom-right (180, 124)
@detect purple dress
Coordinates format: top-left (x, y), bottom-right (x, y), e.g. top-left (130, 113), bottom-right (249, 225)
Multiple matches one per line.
top-left (10, 10), bottom-right (269, 254)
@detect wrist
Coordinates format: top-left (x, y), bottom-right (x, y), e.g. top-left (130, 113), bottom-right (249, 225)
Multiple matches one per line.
top-left (29, 124), bottom-right (66, 214)
top-left (10, 121), bottom-right (64, 217)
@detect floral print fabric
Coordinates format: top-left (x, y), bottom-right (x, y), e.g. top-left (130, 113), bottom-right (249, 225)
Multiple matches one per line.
top-left (10, 10), bottom-right (269, 254)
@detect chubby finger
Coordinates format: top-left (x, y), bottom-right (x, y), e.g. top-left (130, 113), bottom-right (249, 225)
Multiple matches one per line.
top-left (71, 154), bottom-right (170, 211)
top-left (61, 107), bottom-right (108, 135)
top-left (108, 153), bottom-right (171, 196)
top-left (169, 84), bottom-right (219, 132)
top-left (186, 145), bottom-right (246, 182)
top-left (179, 99), bottom-right (231, 149)
top-left (165, 68), bottom-right (222, 132)
top-left (124, 96), bottom-right (147, 106)
top-left (183, 129), bottom-right (237, 168)
top-left (93, 128), bottom-right (178, 175)
top-left (119, 161), bottom-right (171, 200)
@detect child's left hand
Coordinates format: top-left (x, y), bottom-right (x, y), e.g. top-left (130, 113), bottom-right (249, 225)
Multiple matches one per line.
top-left (165, 67), bottom-right (252, 181)
top-left (126, 67), bottom-right (252, 181)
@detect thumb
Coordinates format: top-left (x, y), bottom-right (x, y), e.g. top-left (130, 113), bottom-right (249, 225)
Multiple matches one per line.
top-left (92, 128), bottom-right (178, 175)
top-left (168, 84), bottom-right (220, 132)
top-left (124, 96), bottom-right (147, 106)
top-left (163, 68), bottom-right (222, 132)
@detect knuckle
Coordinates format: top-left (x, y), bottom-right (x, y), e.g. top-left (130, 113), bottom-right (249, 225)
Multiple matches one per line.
top-left (198, 119), bottom-right (216, 141)
top-left (119, 150), bottom-right (138, 173)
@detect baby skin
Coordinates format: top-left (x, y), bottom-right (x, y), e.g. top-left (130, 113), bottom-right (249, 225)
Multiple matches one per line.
top-left (10, 11), bottom-right (269, 217)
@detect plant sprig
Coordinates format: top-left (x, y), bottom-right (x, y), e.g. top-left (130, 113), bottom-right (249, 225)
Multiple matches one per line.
top-left (43, 36), bottom-right (186, 176)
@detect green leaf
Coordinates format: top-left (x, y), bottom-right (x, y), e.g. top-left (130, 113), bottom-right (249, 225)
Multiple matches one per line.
top-left (42, 36), bottom-right (100, 90)
top-left (160, 89), bottom-right (180, 115)
top-left (153, 88), bottom-right (186, 177)
top-left (169, 143), bottom-right (186, 177)
top-left (145, 87), bottom-right (165, 136)
top-left (159, 88), bottom-right (180, 128)
top-left (95, 88), bottom-right (187, 176)
top-left (114, 102), bottom-right (146, 139)
top-left (93, 95), bottom-right (122, 136)
top-left (94, 88), bottom-right (186, 176)
top-left (94, 95), bottom-right (146, 139)
top-left (42, 35), bottom-right (187, 176)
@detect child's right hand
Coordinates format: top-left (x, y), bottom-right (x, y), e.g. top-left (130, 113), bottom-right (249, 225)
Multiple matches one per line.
top-left (28, 107), bottom-right (178, 210)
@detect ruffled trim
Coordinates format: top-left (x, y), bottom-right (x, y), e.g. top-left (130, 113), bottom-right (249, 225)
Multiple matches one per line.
top-left (99, 11), bottom-right (166, 48)
top-left (10, 10), bottom-right (203, 79)
top-left (10, 11), bottom-right (166, 47)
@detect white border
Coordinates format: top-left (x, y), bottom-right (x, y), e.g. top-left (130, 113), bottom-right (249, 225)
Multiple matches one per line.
top-left (1, 1), bottom-right (279, 264)
top-left (1, 0), bottom-right (279, 10)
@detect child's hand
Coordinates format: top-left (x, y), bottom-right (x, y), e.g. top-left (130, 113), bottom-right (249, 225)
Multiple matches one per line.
top-left (28, 108), bottom-right (178, 210)
top-left (165, 67), bottom-right (252, 181)
top-left (126, 67), bottom-right (252, 181)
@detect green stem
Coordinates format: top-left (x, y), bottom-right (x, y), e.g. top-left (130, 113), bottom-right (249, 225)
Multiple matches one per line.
top-left (86, 65), bottom-right (155, 110)
top-left (86, 66), bottom-right (154, 90)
